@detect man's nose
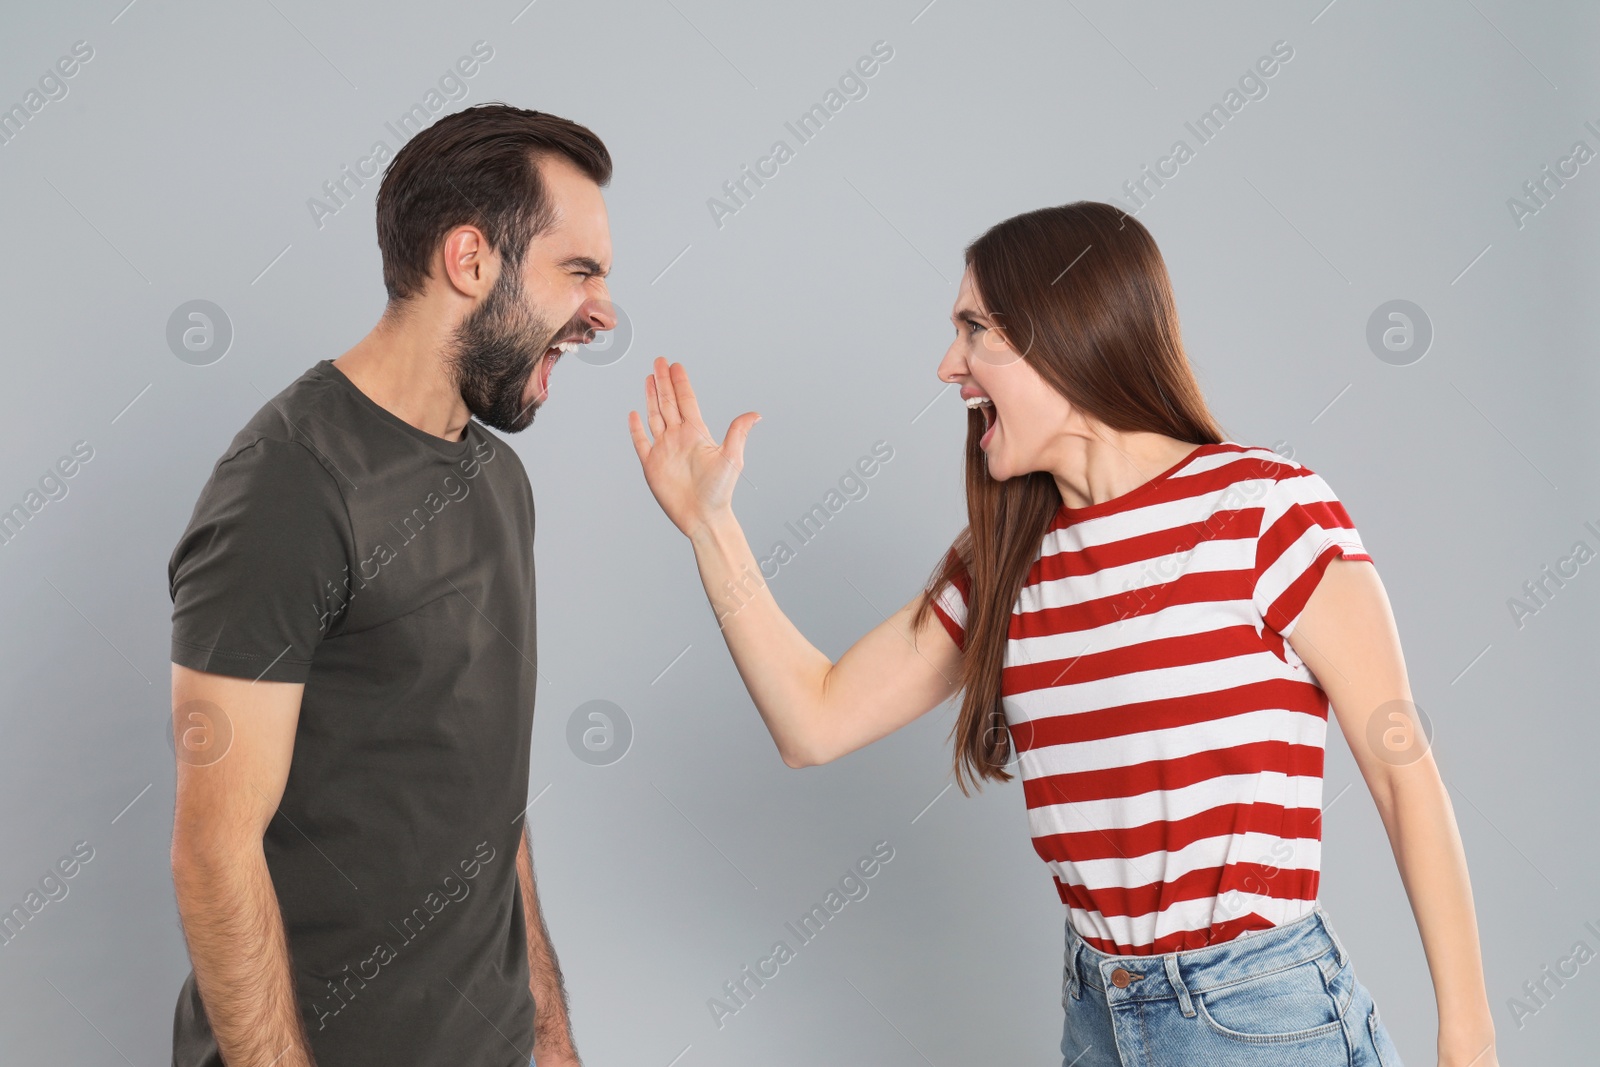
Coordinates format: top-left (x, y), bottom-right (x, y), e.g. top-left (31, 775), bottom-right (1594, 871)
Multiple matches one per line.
top-left (584, 292), bottom-right (619, 334)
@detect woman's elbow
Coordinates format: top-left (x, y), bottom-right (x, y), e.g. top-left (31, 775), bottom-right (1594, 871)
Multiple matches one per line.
top-left (781, 743), bottom-right (820, 769)
top-left (780, 735), bottom-right (838, 769)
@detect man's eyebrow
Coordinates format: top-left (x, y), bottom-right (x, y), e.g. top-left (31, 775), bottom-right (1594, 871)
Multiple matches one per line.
top-left (559, 256), bottom-right (610, 277)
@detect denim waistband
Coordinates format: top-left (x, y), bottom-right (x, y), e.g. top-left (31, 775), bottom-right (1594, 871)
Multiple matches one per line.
top-left (1063, 905), bottom-right (1351, 1009)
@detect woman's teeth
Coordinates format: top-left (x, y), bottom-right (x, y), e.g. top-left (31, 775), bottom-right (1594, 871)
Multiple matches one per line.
top-left (966, 394), bottom-right (997, 440)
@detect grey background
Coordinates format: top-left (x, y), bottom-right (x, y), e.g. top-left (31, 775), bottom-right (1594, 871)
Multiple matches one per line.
top-left (1, 0), bottom-right (1596, 1064)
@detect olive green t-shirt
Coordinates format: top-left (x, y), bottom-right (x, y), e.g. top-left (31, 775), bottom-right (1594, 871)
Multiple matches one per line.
top-left (168, 359), bottom-right (538, 1067)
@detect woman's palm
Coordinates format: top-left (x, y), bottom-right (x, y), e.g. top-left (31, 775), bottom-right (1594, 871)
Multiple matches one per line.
top-left (628, 356), bottom-right (760, 537)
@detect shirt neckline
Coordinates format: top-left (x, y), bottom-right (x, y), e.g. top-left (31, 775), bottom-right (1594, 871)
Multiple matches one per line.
top-left (1056, 442), bottom-right (1213, 522)
top-left (316, 359), bottom-right (475, 459)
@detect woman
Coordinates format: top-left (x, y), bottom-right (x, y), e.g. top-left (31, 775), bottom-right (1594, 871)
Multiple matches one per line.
top-left (627, 201), bottom-right (1498, 1066)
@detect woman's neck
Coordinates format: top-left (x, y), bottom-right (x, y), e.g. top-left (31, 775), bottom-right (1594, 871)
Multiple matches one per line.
top-left (1050, 431), bottom-right (1201, 510)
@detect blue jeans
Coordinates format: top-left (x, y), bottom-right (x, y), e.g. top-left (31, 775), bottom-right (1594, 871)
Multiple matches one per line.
top-left (1061, 904), bottom-right (1405, 1066)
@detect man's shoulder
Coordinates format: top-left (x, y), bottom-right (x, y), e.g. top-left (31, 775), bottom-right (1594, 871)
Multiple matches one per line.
top-left (169, 367), bottom-right (357, 608)
top-left (212, 363), bottom-right (353, 492)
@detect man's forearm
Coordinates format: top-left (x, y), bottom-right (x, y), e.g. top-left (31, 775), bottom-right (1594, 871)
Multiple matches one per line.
top-left (173, 844), bottom-right (317, 1067)
top-left (515, 826), bottom-right (578, 1063)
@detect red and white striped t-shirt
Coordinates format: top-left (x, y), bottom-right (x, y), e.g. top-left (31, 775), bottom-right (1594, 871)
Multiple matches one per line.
top-left (930, 442), bottom-right (1372, 955)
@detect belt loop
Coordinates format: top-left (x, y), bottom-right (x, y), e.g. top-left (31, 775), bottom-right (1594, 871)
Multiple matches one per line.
top-left (1162, 954), bottom-right (1195, 1017)
top-left (1063, 920), bottom-right (1082, 1001)
top-left (1318, 906), bottom-right (1350, 969)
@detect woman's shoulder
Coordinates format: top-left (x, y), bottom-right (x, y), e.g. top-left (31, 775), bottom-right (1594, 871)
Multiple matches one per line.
top-left (1202, 441), bottom-right (1330, 490)
top-left (1184, 443), bottom-right (1362, 536)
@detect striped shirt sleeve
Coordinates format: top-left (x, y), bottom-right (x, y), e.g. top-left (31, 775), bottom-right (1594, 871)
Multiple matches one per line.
top-left (929, 551), bottom-right (971, 652)
top-left (1251, 469), bottom-right (1372, 639)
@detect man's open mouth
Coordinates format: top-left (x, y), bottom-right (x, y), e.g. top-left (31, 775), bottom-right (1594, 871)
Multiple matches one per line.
top-left (544, 338), bottom-right (582, 361)
top-left (535, 339), bottom-right (584, 398)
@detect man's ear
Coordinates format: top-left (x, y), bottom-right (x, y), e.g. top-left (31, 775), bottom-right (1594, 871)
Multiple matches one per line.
top-left (441, 225), bottom-right (492, 296)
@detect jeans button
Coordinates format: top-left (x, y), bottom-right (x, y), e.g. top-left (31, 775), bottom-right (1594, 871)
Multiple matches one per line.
top-left (1110, 967), bottom-right (1138, 988)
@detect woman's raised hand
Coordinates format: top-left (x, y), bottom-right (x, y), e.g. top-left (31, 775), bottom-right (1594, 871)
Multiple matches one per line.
top-left (627, 356), bottom-right (761, 539)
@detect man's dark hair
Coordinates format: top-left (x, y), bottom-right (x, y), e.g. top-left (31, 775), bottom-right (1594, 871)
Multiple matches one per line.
top-left (375, 102), bottom-right (612, 305)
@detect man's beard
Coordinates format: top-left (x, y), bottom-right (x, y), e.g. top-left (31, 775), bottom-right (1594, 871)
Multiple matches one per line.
top-left (447, 266), bottom-right (555, 434)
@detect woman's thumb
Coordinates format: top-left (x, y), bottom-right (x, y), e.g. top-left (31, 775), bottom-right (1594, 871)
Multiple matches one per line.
top-left (724, 411), bottom-right (761, 466)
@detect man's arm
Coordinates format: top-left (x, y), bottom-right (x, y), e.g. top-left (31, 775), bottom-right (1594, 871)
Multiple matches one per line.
top-left (170, 662), bottom-right (319, 1067)
top-left (516, 826), bottom-right (579, 1066)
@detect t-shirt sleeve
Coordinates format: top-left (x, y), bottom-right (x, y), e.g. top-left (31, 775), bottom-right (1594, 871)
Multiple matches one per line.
top-left (1251, 468), bottom-right (1372, 640)
top-left (929, 550), bottom-right (972, 652)
top-left (168, 437), bottom-right (355, 684)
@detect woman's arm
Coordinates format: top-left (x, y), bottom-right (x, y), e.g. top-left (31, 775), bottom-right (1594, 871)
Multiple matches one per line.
top-left (1286, 557), bottom-right (1499, 1067)
top-left (628, 357), bottom-right (962, 767)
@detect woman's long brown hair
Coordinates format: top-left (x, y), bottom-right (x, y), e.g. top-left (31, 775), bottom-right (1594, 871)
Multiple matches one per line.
top-left (911, 201), bottom-right (1227, 794)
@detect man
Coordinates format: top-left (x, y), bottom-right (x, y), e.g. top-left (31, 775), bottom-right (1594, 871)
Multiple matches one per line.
top-left (167, 103), bottom-right (615, 1067)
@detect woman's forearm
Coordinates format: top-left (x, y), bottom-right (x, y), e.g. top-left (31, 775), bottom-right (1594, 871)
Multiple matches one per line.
top-left (1376, 761), bottom-right (1497, 1065)
top-left (685, 508), bottom-right (834, 765)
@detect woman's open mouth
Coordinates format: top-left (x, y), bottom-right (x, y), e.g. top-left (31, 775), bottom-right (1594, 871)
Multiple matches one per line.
top-left (967, 394), bottom-right (997, 448)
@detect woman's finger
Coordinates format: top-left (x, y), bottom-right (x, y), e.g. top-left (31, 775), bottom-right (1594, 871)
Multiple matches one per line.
top-left (645, 373), bottom-right (666, 440)
top-left (627, 409), bottom-right (652, 464)
top-left (670, 362), bottom-right (705, 430)
top-left (653, 355), bottom-right (682, 427)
